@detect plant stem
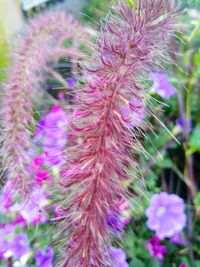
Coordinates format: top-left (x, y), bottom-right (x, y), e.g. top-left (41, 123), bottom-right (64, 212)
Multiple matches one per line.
top-left (184, 76), bottom-right (196, 198)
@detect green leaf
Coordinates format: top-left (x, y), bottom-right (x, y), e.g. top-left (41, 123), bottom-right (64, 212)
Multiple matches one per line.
top-left (194, 192), bottom-right (200, 207)
top-left (147, 258), bottom-right (160, 267)
top-left (189, 125), bottom-right (200, 150)
top-left (130, 258), bottom-right (145, 267)
top-left (157, 156), bottom-right (173, 168)
top-left (195, 260), bottom-right (200, 267)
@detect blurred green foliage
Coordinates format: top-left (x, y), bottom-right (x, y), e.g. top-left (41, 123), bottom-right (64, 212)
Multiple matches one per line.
top-left (0, 26), bottom-right (9, 81)
top-left (82, 0), bottom-right (112, 22)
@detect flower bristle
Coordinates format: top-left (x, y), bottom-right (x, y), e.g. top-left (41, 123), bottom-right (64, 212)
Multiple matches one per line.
top-left (0, 11), bottom-right (87, 196)
top-left (58, 1), bottom-right (177, 266)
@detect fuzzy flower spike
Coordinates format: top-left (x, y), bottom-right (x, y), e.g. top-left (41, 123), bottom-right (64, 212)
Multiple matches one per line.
top-left (0, 11), bottom-right (87, 196)
top-left (58, 1), bottom-right (177, 266)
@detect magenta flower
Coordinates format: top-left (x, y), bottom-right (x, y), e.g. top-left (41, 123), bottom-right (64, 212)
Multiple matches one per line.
top-left (150, 72), bottom-right (176, 99)
top-left (179, 264), bottom-right (187, 267)
top-left (146, 236), bottom-right (167, 260)
top-left (35, 170), bottom-right (53, 185)
top-left (109, 247), bottom-right (129, 267)
top-left (0, 182), bottom-right (13, 212)
top-left (145, 192), bottom-right (186, 239)
top-left (35, 246), bottom-right (54, 267)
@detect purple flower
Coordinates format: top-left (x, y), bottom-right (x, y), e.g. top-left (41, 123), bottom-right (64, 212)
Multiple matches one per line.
top-left (150, 72), bottom-right (176, 99)
top-left (109, 247), bottom-right (129, 267)
top-left (179, 264), bottom-right (187, 267)
top-left (11, 188), bottom-right (49, 224)
top-left (0, 224), bottom-right (30, 259)
top-left (146, 236), bottom-right (167, 260)
top-left (107, 198), bottom-right (131, 233)
top-left (0, 224), bottom-right (16, 259)
top-left (34, 105), bottom-right (68, 166)
top-left (0, 182), bottom-right (13, 213)
top-left (170, 232), bottom-right (187, 245)
top-left (35, 246), bottom-right (54, 267)
top-left (67, 77), bottom-right (76, 88)
top-left (145, 192), bottom-right (186, 239)
top-left (176, 117), bottom-right (192, 132)
top-left (11, 233), bottom-right (30, 259)
top-left (107, 212), bottom-right (125, 232)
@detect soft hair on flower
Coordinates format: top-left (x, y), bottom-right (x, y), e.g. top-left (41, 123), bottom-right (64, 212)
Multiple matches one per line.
top-left (57, 0), bottom-right (177, 266)
top-left (0, 10), bottom-right (87, 196)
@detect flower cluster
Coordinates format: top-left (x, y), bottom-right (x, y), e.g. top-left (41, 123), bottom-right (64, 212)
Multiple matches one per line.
top-left (0, 221), bottom-right (54, 266)
top-left (0, 223), bottom-right (30, 261)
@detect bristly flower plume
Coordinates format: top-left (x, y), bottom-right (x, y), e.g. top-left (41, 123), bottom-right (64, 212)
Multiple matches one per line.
top-left (58, 0), bottom-right (177, 266)
top-left (0, 11), bottom-right (87, 196)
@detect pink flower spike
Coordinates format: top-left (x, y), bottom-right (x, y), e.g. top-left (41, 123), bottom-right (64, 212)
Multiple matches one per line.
top-left (0, 10), bottom-right (88, 197)
top-left (58, 1), bottom-right (177, 266)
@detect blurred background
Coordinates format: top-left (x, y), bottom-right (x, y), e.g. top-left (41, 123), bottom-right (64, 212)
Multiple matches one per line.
top-left (0, 1), bottom-right (200, 267)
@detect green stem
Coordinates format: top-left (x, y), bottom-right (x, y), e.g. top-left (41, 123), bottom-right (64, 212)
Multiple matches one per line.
top-left (184, 79), bottom-right (196, 198)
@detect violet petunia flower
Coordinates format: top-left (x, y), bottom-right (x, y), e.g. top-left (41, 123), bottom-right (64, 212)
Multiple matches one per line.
top-left (107, 198), bottom-right (131, 233)
top-left (146, 236), bottom-right (167, 260)
top-left (35, 246), bottom-right (54, 267)
top-left (109, 247), bottom-right (129, 267)
top-left (0, 224), bottom-right (16, 259)
top-left (176, 117), bottom-right (192, 133)
top-left (11, 233), bottom-right (30, 259)
top-left (34, 105), bottom-right (68, 166)
top-left (150, 72), bottom-right (176, 99)
top-left (145, 192), bottom-right (186, 239)
top-left (0, 224), bottom-right (30, 260)
top-left (67, 77), bottom-right (76, 88)
top-left (170, 232), bottom-right (187, 245)
top-left (107, 212), bottom-right (125, 232)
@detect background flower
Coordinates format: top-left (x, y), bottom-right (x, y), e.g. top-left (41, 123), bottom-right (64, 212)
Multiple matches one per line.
top-left (35, 246), bottom-right (54, 267)
top-left (145, 192), bottom-right (186, 239)
top-left (150, 72), bottom-right (176, 99)
top-left (34, 105), bottom-right (68, 166)
top-left (109, 247), bottom-right (129, 267)
top-left (146, 236), bottom-right (167, 260)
